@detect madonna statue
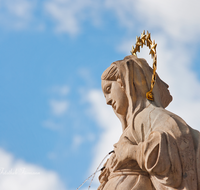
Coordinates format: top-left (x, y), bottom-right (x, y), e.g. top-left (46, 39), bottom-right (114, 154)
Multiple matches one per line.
top-left (98, 55), bottom-right (200, 190)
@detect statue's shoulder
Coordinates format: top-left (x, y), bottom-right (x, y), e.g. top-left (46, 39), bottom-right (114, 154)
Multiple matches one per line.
top-left (137, 105), bottom-right (186, 133)
top-left (137, 105), bottom-right (174, 124)
top-left (149, 106), bottom-right (196, 138)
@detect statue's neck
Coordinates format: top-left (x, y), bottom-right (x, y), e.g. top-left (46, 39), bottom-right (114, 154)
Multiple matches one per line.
top-left (117, 100), bottom-right (154, 132)
top-left (125, 99), bottom-right (152, 131)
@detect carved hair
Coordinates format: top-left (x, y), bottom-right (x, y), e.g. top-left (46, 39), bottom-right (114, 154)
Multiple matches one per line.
top-left (101, 64), bottom-right (119, 81)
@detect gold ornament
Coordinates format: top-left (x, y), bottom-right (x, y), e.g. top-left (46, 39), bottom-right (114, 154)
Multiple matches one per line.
top-left (130, 30), bottom-right (157, 101)
top-left (140, 30), bottom-right (146, 45)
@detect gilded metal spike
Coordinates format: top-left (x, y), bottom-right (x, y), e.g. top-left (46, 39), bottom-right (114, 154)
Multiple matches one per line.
top-left (141, 30), bottom-right (146, 45)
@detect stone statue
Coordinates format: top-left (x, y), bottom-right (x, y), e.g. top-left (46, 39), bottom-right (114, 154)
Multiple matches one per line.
top-left (98, 55), bottom-right (200, 190)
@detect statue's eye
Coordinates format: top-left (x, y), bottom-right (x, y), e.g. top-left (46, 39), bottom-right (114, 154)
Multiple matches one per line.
top-left (106, 86), bottom-right (111, 92)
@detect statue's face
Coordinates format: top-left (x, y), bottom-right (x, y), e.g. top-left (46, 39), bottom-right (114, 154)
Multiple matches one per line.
top-left (101, 79), bottom-right (128, 116)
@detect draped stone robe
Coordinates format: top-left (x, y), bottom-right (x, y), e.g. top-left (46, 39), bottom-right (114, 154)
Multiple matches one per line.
top-left (98, 104), bottom-right (200, 190)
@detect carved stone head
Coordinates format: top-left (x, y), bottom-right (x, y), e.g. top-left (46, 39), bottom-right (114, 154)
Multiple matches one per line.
top-left (101, 55), bottom-right (172, 129)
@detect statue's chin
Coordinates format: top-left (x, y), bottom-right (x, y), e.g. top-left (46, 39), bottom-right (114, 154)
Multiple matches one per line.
top-left (114, 106), bottom-right (127, 117)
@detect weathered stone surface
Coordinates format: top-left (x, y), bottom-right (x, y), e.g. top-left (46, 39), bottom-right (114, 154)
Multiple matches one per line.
top-left (98, 55), bottom-right (200, 190)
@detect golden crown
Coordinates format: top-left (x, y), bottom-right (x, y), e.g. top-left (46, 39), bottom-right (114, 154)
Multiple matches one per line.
top-left (130, 30), bottom-right (157, 101)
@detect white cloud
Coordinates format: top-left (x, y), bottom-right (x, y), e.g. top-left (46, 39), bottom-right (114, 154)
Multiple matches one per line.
top-left (0, 148), bottom-right (66, 190)
top-left (0, 0), bottom-right (102, 34)
top-left (50, 99), bottom-right (68, 116)
top-left (44, 0), bottom-right (99, 35)
top-left (105, 0), bottom-right (200, 42)
top-left (135, 0), bottom-right (200, 41)
top-left (0, 0), bottom-right (199, 38)
top-left (0, 0), bottom-right (36, 29)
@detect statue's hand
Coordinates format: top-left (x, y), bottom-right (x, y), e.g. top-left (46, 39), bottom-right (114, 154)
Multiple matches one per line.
top-left (113, 137), bottom-right (137, 168)
top-left (114, 142), bottom-right (129, 165)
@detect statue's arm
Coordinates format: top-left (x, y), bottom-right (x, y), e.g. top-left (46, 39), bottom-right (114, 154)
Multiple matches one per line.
top-left (115, 130), bottom-right (182, 187)
top-left (135, 131), bottom-right (182, 188)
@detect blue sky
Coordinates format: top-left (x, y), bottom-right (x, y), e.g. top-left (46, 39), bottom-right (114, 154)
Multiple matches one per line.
top-left (0, 0), bottom-right (200, 189)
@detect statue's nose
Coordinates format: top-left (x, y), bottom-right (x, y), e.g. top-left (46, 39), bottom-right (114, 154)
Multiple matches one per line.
top-left (106, 97), bottom-right (112, 105)
top-left (107, 99), bottom-right (112, 105)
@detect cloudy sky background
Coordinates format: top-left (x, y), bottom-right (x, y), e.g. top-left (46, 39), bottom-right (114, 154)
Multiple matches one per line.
top-left (0, 0), bottom-right (200, 189)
